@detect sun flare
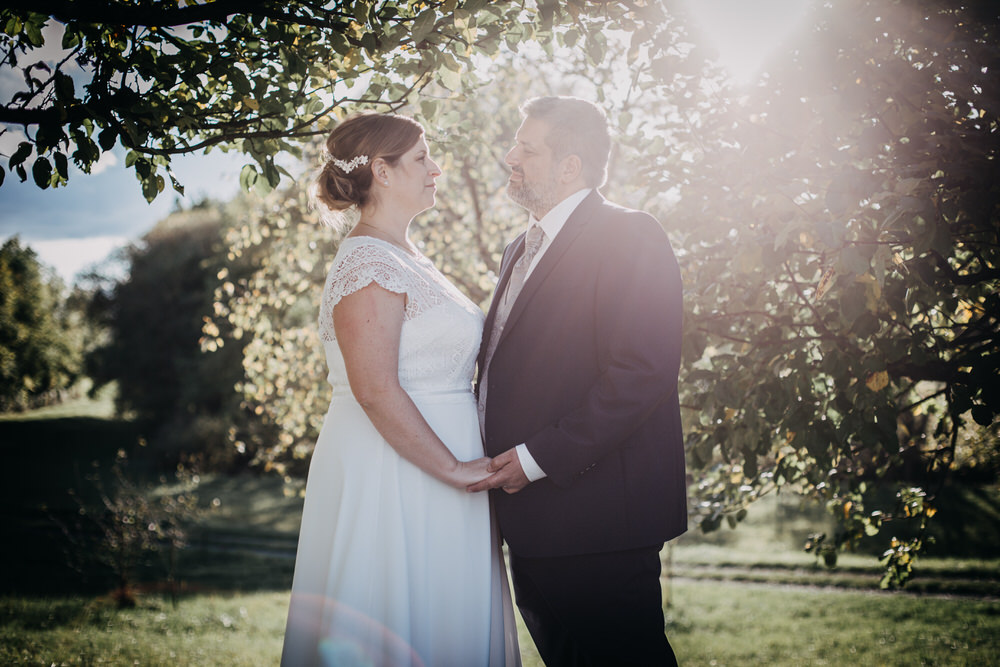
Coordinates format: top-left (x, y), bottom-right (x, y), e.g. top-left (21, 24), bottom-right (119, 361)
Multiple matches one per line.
top-left (683, 0), bottom-right (814, 84)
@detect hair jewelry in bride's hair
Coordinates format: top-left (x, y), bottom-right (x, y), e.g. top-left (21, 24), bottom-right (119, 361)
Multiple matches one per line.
top-left (314, 113), bottom-right (423, 230)
top-left (325, 151), bottom-right (369, 174)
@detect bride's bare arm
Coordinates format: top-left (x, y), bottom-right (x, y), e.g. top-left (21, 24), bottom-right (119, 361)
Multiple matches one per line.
top-left (333, 282), bottom-right (489, 489)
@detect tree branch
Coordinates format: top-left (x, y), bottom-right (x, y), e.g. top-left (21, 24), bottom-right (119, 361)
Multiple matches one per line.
top-left (929, 249), bottom-right (1000, 285)
top-left (5, 0), bottom-right (253, 27)
top-left (1, 0), bottom-right (355, 29)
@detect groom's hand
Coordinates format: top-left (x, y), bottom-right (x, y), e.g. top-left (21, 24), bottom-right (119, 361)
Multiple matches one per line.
top-left (466, 448), bottom-right (529, 494)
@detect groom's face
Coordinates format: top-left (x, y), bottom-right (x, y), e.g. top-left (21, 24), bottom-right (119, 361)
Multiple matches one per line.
top-left (505, 117), bottom-right (560, 219)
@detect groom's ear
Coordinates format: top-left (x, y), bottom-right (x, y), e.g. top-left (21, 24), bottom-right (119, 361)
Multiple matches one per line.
top-left (557, 154), bottom-right (583, 184)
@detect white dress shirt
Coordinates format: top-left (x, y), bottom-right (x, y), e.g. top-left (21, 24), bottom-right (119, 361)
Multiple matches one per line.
top-left (513, 188), bottom-right (592, 482)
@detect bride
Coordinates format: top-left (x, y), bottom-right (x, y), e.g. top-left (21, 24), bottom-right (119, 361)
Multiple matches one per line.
top-left (280, 112), bottom-right (520, 666)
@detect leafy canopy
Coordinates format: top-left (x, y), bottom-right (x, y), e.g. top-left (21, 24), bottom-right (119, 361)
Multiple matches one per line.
top-left (0, 0), bottom-right (536, 199)
top-left (209, 1), bottom-right (999, 586)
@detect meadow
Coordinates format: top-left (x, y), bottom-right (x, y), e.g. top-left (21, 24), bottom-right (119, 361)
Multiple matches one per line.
top-left (2, 393), bottom-right (999, 666)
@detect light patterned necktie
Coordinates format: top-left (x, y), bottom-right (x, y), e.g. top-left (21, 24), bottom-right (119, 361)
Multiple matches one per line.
top-left (478, 224), bottom-right (545, 431)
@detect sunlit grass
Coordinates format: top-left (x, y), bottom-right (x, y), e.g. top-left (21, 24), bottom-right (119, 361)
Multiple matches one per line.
top-left (4, 391), bottom-right (998, 664)
top-left (667, 581), bottom-right (1000, 666)
top-left (0, 379), bottom-right (117, 422)
top-left (3, 581), bottom-right (998, 666)
top-left (0, 592), bottom-right (288, 666)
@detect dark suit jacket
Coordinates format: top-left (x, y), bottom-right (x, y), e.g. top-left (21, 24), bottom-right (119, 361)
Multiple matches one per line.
top-left (477, 191), bottom-right (687, 558)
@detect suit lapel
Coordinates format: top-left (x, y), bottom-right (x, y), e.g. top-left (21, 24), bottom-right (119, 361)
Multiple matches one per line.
top-left (499, 191), bottom-right (604, 347)
top-left (477, 233), bottom-right (526, 371)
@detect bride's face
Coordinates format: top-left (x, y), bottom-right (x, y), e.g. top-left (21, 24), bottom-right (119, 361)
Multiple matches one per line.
top-left (384, 137), bottom-right (441, 214)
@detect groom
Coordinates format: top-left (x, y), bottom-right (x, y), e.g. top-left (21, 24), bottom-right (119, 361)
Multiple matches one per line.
top-left (470, 96), bottom-right (687, 665)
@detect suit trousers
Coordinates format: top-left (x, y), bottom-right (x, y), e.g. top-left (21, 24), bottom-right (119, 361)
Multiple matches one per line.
top-left (509, 546), bottom-right (678, 666)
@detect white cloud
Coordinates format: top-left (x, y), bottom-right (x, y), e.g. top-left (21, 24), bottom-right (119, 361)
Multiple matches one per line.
top-left (89, 151), bottom-right (119, 175)
top-left (29, 235), bottom-right (129, 283)
top-left (0, 127), bottom-right (28, 158)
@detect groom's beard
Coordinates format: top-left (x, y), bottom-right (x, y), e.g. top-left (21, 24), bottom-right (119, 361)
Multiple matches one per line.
top-left (507, 169), bottom-right (559, 219)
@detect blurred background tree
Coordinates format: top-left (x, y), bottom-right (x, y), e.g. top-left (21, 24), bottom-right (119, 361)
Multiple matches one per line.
top-left (86, 199), bottom-right (274, 470)
top-left (0, 237), bottom-right (83, 410)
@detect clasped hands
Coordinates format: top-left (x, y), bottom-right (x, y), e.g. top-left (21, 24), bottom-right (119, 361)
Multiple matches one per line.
top-left (466, 447), bottom-right (529, 494)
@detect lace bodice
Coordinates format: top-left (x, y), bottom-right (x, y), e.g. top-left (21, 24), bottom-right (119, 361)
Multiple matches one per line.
top-left (319, 236), bottom-right (485, 394)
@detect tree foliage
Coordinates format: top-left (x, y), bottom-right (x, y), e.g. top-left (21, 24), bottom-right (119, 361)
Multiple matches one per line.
top-left (653, 0), bottom-right (1000, 586)
top-left (0, 236), bottom-right (82, 410)
top-left (1, 0), bottom-right (544, 199)
top-left (208, 1), bottom-right (998, 584)
top-left (86, 201), bottom-right (270, 469)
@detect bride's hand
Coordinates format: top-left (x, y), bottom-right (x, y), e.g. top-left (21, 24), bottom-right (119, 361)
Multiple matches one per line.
top-left (447, 457), bottom-right (492, 489)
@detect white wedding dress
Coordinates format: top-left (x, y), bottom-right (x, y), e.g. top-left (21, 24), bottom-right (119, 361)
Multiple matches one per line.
top-left (281, 236), bottom-right (520, 667)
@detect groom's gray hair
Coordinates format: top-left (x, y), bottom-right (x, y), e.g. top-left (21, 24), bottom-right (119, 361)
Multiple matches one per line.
top-left (520, 96), bottom-right (611, 188)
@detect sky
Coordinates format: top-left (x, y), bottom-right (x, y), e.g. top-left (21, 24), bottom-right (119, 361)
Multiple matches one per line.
top-left (0, 18), bottom-right (250, 284)
top-left (0, 146), bottom-right (248, 283)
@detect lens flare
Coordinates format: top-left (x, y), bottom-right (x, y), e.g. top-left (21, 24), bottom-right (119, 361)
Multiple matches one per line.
top-left (684, 0), bottom-right (814, 85)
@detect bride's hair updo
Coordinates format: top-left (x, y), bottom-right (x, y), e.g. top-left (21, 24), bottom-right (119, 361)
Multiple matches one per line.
top-left (314, 113), bottom-right (424, 229)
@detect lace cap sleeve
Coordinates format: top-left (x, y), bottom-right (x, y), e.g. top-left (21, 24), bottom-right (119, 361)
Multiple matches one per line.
top-left (319, 238), bottom-right (438, 341)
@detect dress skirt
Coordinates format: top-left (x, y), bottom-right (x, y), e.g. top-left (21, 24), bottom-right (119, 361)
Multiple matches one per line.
top-left (281, 388), bottom-right (517, 666)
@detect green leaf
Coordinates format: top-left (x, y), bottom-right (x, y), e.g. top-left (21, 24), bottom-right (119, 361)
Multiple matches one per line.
top-left (852, 312), bottom-right (880, 338)
top-left (141, 173), bottom-right (164, 202)
top-left (328, 30), bottom-right (350, 55)
top-left (61, 27), bottom-right (80, 49)
top-left (32, 156), bottom-right (52, 188)
top-left (229, 67), bottom-right (252, 95)
top-left (354, 0), bottom-right (370, 25)
top-left (971, 405), bottom-right (993, 426)
top-left (9, 142), bottom-right (32, 168)
top-left (98, 127), bottom-right (118, 152)
top-left (930, 218), bottom-right (952, 256)
top-left (24, 18), bottom-right (44, 47)
top-left (263, 159), bottom-right (280, 188)
top-left (305, 97), bottom-right (324, 115)
top-left (438, 66), bottom-right (462, 91)
top-left (411, 9), bottom-right (436, 44)
top-left (839, 284), bottom-right (867, 326)
top-left (35, 124), bottom-right (64, 152)
top-left (54, 71), bottom-right (75, 101)
top-left (167, 169), bottom-right (184, 196)
top-left (420, 98), bottom-right (439, 119)
top-left (5, 16), bottom-right (23, 36)
top-left (837, 246), bottom-right (870, 277)
top-left (53, 152), bottom-right (68, 180)
top-left (240, 164), bottom-right (258, 191)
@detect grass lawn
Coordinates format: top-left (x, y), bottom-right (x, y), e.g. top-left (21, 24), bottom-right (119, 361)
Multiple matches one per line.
top-left (667, 582), bottom-right (1000, 666)
top-left (2, 580), bottom-right (998, 666)
top-left (3, 392), bottom-right (1000, 665)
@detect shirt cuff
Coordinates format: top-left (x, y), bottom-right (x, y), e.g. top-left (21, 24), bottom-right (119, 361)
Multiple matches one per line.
top-left (515, 443), bottom-right (547, 482)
